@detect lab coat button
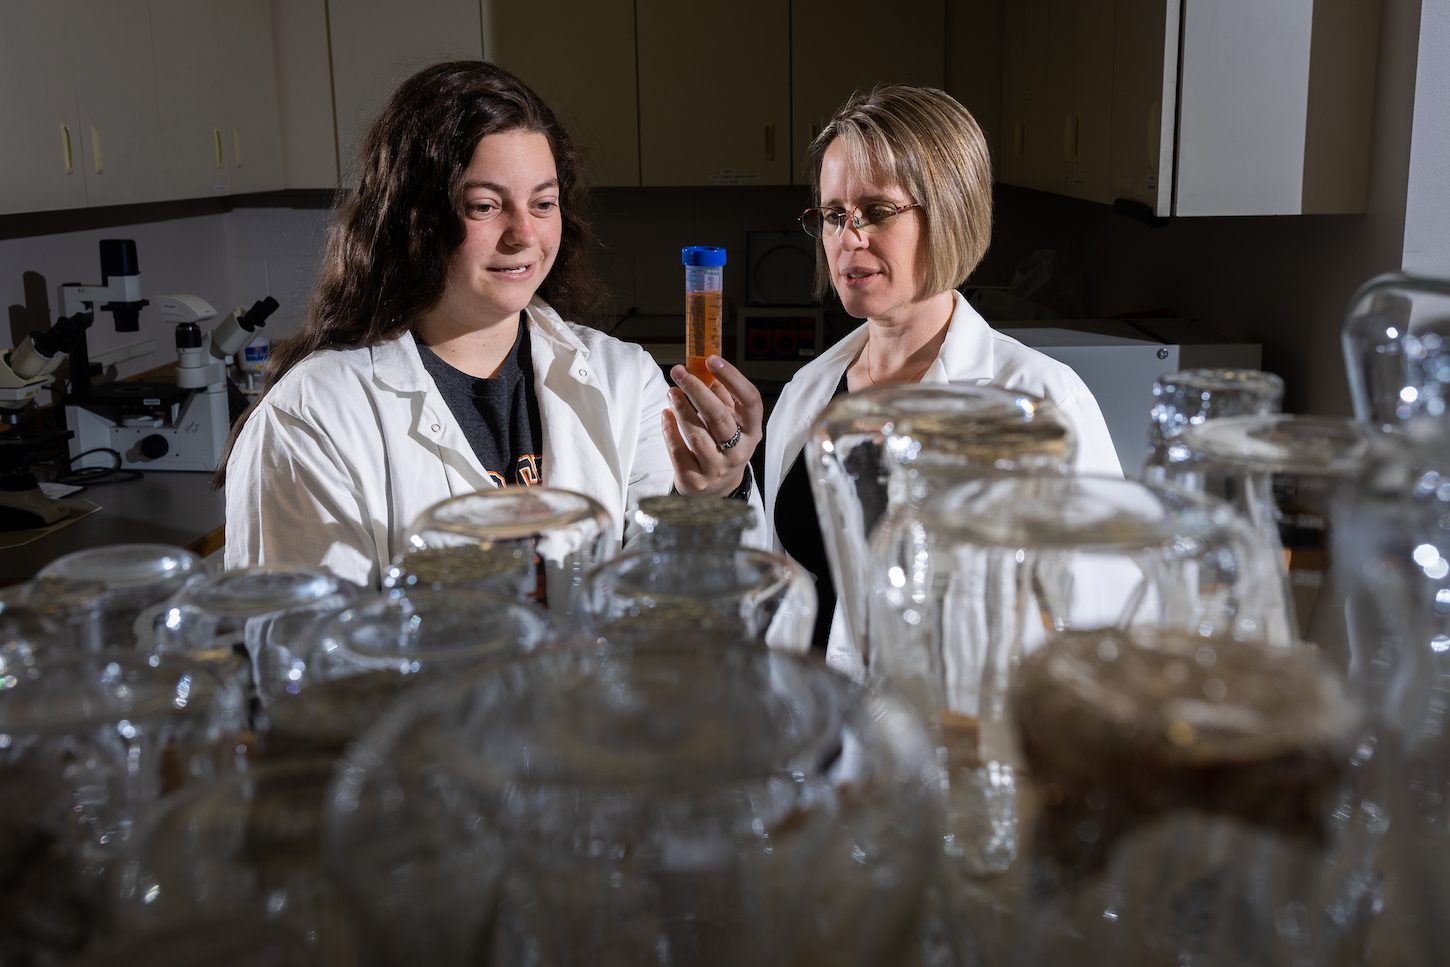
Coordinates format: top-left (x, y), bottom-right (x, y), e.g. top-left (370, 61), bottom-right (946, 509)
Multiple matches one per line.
top-left (578, 369), bottom-right (587, 377)
top-left (430, 424), bottom-right (440, 432)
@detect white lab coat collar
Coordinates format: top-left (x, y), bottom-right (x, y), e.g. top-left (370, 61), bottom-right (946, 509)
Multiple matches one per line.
top-left (362, 297), bottom-right (610, 505)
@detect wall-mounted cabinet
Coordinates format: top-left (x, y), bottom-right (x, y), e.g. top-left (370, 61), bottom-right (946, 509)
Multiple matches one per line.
top-left (789, 0), bottom-right (945, 186)
top-left (65, 0), bottom-right (168, 209)
top-left (1001, 0), bottom-right (1378, 217)
top-left (491, 0), bottom-right (639, 187)
top-left (327, 0), bottom-right (483, 186)
top-left (0, 1), bottom-right (89, 215)
top-left (0, 0), bottom-right (284, 215)
top-left (636, 0), bottom-right (791, 187)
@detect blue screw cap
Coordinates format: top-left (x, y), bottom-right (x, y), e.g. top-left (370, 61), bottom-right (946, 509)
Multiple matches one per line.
top-left (681, 246), bottom-right (726, 267)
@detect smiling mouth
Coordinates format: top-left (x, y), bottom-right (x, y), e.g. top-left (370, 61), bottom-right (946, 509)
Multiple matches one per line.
top-left (491, 264), bottom-right (533, 276)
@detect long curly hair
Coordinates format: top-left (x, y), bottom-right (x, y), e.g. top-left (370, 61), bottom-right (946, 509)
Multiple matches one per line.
top-left (216, 60), bottom-right (605, 486)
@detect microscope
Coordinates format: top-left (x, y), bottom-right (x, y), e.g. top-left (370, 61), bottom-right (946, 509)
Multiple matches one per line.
top-left (34, 240), bottom-right (278, 472)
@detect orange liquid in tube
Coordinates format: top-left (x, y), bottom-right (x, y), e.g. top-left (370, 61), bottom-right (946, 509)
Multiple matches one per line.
top-left (682, 246), bottom-right (726, 387)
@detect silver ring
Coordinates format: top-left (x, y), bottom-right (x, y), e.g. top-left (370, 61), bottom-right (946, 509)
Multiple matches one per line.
top-left (717, 425), bottom-right (742, 451)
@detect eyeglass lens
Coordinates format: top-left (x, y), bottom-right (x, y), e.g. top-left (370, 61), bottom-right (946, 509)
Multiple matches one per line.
top-left (800, 203), bottom-right (906, 239)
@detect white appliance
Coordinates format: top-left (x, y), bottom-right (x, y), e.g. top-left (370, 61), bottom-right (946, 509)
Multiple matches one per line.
top-left (995, 319), bottom-right (1261, 472)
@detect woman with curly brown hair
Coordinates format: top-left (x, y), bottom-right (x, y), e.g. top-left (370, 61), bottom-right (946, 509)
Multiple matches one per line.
top-left (221, 62), bottom-right (764, 586)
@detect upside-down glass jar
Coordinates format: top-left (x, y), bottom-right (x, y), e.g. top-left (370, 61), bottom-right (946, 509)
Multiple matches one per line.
top-left (869, 474), bottom-right (1284, 877)
top-left (1171, 415), bottom-right (1373, 668)
top-left (256, 588), bottom-right (546, 759)
top-left (1333, 433), bottom-right (1450, 965)
top-left (0, 653), bottom-right (234, 963)
top-left (808, 385), bottom-right (1077, 672)
top-left (1141, 368), bottom-right (1284, 483)
top-left (572, 545), bottom-right (817, 652)
top-left (402, 488), bottom-right (612, 613)
top-left (623, 493), bottom-right (759, 552)
top-left (152, 565), bottom-right (357, 713)
top-left (324, 637), bottom-right (943, 967)
top-left (111, 756), bottom-right (346, 955)
top-left (37, 543), bottom-right (208, 648)
top-left (1010, 627), bottom-right (1360, 967)
top-left (1342, 273), bottom-right (1450, 433)
top-left (0, 576), bottom-right (109, 655)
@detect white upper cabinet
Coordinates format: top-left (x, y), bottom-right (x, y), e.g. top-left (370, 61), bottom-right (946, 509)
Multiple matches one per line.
top-left (1176, 0), bottom-right (1379, 216)
top-left (1108, 0), bottom-right (1179, 217)
top-left (327, 0), bottom-right (483, 185)
top-left (636, 0), bottom-right (791, 187)
top-left (1002, 0), bottom-right (1376, 217)
top-left (789, 0), bottom-right (945, 186)
top-left (151, 0), bottom-right (231, 199)
top-left (217, 0), bottom-right (285, 195)
top-left (0, 1), bottom-right (89, 215)
top-left (490, 0), bottom-right (639, 187)
top-left (268, 0), bottom-right (337, 189)
top-left (64, 0), bottom-right (168, 208)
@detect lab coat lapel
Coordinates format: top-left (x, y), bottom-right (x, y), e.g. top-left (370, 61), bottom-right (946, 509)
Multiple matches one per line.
top-left (369, 334), bottom-right (496, 495)
top-left (527, 305), bottom-right (626, 535)
top-left (932, 290), bottom-right (997, 385)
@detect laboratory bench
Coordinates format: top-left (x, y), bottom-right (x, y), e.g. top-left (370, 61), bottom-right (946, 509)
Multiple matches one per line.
top-left (1, 470), bottom-right (224, 584)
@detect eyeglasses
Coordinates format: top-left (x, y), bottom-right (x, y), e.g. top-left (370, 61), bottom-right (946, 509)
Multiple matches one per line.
top-left (798, 202), bottom-right (923, 239)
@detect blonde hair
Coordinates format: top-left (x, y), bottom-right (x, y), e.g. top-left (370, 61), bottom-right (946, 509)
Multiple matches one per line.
top-left (807, 85), bottom-right (993, 301)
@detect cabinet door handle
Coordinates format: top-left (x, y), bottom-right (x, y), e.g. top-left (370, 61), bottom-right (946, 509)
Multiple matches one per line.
top-left (1063, 114), bottom-right (1073, 163)
top-left (1074, 113), bottom-right (1082, 164)
top-left (1015, 119), bottom-right (1026, 158)
top-left (214, 128), bottom-right (224, 168)
top-left (62, 124), bottom-right (73, 174)
top-left (764, 123), bottom-right (775, 161)
top-left (233, 127), bottom-right (242, 168)
top-left (91, 123), bottom-right (103, 174)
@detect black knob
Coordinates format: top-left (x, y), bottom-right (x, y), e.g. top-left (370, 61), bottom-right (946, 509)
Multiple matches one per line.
top-left (175, 322), bottom-right (202, 348)
top-left (139, 434), bottom-right (169, 459)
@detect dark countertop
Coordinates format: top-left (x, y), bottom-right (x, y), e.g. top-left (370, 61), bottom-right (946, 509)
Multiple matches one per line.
top-left (1, 471), bottom-right (225, 582)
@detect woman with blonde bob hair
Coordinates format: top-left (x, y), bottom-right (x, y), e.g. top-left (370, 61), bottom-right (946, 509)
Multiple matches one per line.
top-left (763, 85), bottom-right (1121, 671)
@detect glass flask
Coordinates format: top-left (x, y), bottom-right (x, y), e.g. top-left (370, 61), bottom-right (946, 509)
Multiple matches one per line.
top-left (0, 653), bottom-right (233, 963)
top-left (1009, 628), bottom-right (1359, 967)
top-left (112, 757), bottom-right (348, 956)
top-left (37, 543), bottom-right (207, 648)
top-left (324, 638), bottom-right (943, 967)
top-left (1333, 434), bottom-right (1450, 966)
top-left (870, 474), bottom-right (1281, 876)
top-left (1341, 273), bottom-right (1450, 433)
top-left (153, 565), bottom-right (357, 709)
top-left (1141, 368), bottom-right (1284, 482)
top-left (623, 493), bottom-right (758, 552)
top-left (808, 384), bottom-right (1077, 670)
top-left (381, 541), bottom-right (533, 597)
top-left (0, 576), bottom-right (108, 654)
top-left (1171, 415), bottom-right (1373, 668)
top-left (403, 487), bottom-right (612, 612)
top-left (258, 590), bottom-right (544, 759)
top-left (572, 546), bottom-right (817, 652)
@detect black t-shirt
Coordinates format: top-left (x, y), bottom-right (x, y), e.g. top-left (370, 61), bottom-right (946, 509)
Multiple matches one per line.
top-left (415, 317), bottom-right (543, 487)
top-left (774, 371), bottom-right (888, 652)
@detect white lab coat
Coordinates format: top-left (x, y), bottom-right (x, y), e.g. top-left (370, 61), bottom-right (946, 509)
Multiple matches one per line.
top-left (226, 296), bottom-right (768, 587)
top-left (763, 289), bottom-right (1123, 674)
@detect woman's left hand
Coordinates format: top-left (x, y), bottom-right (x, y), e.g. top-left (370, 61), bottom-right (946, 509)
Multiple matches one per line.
top-left (663, 355), bottom-right (763, 497)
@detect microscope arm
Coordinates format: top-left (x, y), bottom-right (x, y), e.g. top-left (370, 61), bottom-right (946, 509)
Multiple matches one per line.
top-left (210, 296), bottom-right (280, 360)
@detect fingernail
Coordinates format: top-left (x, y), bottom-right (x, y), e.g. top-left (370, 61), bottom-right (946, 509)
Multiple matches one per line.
top-left (707, 356), bottom-right (725, 371)
top-left (670, 365), bottom-right (685, 382)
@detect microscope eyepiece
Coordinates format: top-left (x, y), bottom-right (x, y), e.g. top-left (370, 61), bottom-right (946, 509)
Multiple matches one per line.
top-left (175, 322), bottom-right (203, 349)
top-left (99, 239), bottom-right (139, 285)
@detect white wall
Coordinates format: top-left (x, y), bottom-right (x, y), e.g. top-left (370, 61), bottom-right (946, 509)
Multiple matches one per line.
top-left (1402, 0), bottom-right (1450, 275)
top-left (1, 206), bottom-right (331, 402)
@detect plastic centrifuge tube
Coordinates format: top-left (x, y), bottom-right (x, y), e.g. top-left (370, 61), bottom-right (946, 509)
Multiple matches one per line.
top-left (682, 246), bottom-right (725, 385)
